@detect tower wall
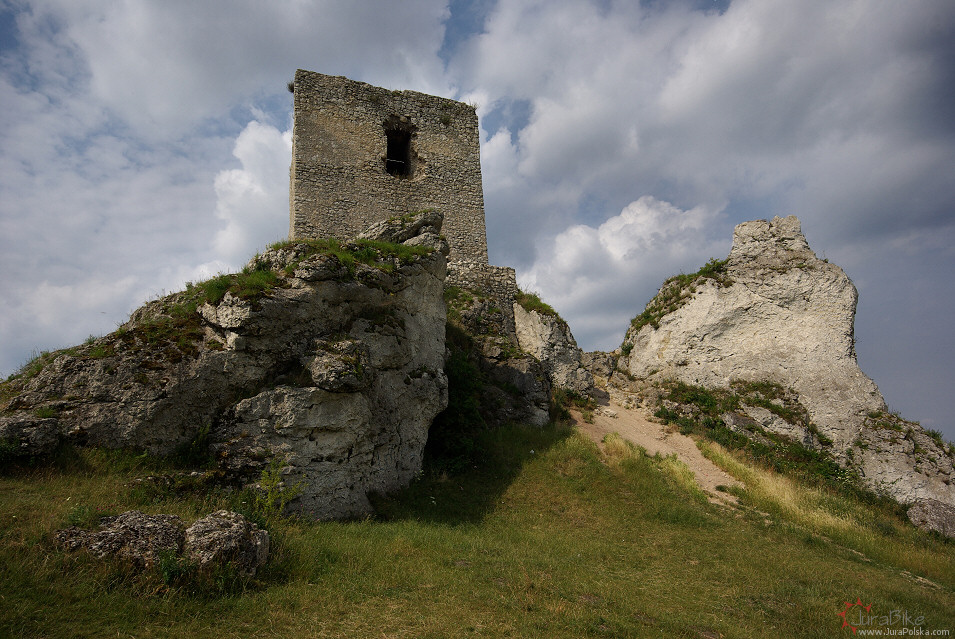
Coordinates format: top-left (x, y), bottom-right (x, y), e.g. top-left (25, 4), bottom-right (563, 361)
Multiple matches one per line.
top-left (289, 69), bottom-right (489, 265)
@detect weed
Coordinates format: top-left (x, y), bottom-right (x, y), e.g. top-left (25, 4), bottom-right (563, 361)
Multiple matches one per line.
top-left (33, 405), bottom-right (59, 419)
top-left (9, 348), bottom-right (56, 382)
top-left (250, 458), bottom-right (304, 523)
top-left (171, 423), bottom-right (213, 468)
top-left (514, 290), bottom-right (562, 321)
top-left (926, 428), bottom-right (948, 449)
top-left (192, 273), bottom-right (233, 305)
top-left (64, 503), bottom-right (116, 529)
top-left (87, 343), bottom-right (114, 359)
top-left (157, 549), bottom-right (197, 586)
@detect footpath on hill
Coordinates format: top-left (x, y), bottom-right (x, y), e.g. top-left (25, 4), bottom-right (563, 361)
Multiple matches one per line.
top-left (574, 396), bottom-right (741, 505)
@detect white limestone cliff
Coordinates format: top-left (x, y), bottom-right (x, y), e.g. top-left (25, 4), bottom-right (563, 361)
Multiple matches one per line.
top-left (617, 216), bottom-right (955, 531)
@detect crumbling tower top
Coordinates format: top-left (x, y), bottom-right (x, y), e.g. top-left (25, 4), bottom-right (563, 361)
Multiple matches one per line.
top-left (289, 69), bottom-right (489, 265)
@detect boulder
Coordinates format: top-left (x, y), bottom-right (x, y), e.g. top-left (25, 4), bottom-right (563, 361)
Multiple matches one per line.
top-left (907, 499), bottom-right (955, 538)
top-left (184, 510), bottom-right (269, 577)
top-left (358, 209), bottom-right (448, 252)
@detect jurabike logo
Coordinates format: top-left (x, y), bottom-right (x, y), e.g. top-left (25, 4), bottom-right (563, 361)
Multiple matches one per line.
top-left (839, 598), bottom-right (873, 634)
top-left (837, 597), bottom-right (949, 636)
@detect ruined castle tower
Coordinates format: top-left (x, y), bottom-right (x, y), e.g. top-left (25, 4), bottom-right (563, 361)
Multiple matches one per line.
top-left (289, 69), bottom-right (517, 309)
top-left (289, 69), bottom-right (488, 264)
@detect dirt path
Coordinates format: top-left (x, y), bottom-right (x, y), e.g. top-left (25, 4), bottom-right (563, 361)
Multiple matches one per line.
top-left (574, 397), bottom-right (741, 505)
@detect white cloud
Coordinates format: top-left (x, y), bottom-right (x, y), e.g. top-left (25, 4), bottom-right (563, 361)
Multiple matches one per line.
top-left (520, 196), bottom-right (726, 351)
top-left (212, 121), bottom-right (292, 268)
top-left (27, 0), bottom-right (453, 136)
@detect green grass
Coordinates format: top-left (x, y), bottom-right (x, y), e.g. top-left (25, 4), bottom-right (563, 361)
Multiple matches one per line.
top-left (514, 289), bottom-right (562, 320)
top-left (654, 381), bottom-right (864, 494)
top-left (268, 237), bottom-right (432, 277)
top-left (700, 440), bottom-right (955, 588)
top-left (2, 422), bottom-right (953, 638)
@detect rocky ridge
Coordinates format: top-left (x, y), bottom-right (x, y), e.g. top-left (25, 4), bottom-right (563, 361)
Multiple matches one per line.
top-left (513, 299), bottom-right (593, 394)
top-left (1, 211), bottom-right (450, 519)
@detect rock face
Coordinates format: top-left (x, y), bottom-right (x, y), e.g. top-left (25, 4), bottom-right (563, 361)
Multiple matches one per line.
top-left (514, 304), bottom-right (593, 394)
top-left (446, 291), bottom-right (552, 427)
top-left (618, 216), bottom-right (955, 528)
top-left (1, 211), bottom-right (449, 519)
top-left (906, 499), bottom-right (955, 538)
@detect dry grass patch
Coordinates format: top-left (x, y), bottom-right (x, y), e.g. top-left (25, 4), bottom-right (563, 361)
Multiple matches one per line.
top-left (699, 439), bottom-right (955, 587)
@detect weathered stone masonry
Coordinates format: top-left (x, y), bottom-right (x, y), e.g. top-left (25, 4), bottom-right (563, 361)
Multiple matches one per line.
top-left (288, 69), bottom-right (520, 305)
top-left (289, 69), bottom-right (488, 266)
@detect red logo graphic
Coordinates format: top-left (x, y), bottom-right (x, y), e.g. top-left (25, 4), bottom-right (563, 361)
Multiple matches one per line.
top-left (837, 597), bottom-right (872, 634)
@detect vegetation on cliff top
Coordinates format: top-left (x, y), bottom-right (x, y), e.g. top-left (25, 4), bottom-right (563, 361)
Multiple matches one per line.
top-left (626, 257), bottom-right (732, 336)
top-left (514, 289), bottom-right (561, 319)
top-left (1, 237), bottom-right (433, 394)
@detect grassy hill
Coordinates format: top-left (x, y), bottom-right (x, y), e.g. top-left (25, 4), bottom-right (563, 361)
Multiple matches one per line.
top-left (2, 417), bottom-right (953, 638)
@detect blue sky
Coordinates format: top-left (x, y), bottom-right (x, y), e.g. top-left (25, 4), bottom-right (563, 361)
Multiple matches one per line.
top-left (1, 0), bottom-right (954, 439)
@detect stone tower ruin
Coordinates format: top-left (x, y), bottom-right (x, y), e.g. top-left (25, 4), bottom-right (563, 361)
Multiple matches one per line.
top-left (289, 69), bottom-right (516, 303)
top-left (289, 69), bottom-right (488, 262)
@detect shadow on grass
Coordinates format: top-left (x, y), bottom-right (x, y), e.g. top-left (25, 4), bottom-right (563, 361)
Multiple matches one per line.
top-left (370, 420), bottom-right (574, 525)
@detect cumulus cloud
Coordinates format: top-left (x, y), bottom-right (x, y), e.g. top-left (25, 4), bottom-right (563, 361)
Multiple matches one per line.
top-left (520, 196), bottom-right (726, 350)
top-left (462, 0), bottom-right (955, 260)
top-left (452, 0), bottom-right (955, 433)
top-left (27, 0), bottom-right (453, 136)
top-left (212, 121), bottom-right (292, 269)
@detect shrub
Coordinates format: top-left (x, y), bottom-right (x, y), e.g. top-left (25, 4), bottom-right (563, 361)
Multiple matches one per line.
top-left (33, 406), bottom-right (59, 419)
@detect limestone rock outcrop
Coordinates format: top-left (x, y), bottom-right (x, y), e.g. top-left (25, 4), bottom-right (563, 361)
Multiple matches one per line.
top-left (617, 216), bottom-right (955, 529)
top-left (56, 510), bottom-right (270, 577)
top-left (906, 499), bottom-right (955, 538)
top-left (56, 511), bottom-right (185, 569)
top-left (1, 211), bottom-right (449, 519)
top-left (514, 304), bottom-right (593, 394)
top-left (446, 291), bottom-right (552, 427)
